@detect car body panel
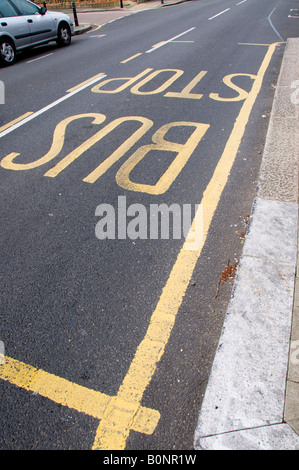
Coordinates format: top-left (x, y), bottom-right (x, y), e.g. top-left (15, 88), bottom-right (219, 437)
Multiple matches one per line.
top-left (0, 15), bottom-right (31, 48)
top-left (0, 0), bottom-right (74, 52)
top-left (24, 13), bottom-right (57, 44)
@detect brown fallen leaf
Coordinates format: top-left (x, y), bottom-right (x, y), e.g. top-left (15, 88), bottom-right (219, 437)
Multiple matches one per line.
top-left (215, 260), bottom-right (238, 298)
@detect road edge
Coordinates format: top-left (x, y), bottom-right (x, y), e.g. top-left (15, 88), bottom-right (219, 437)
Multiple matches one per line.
top-left (73, 24), bottom-right (95, 35)
top-left (194, 38), bottom-right (299, 450)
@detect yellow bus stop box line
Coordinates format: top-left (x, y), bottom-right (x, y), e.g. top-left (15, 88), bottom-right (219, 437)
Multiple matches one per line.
top-left (0, 42), bottom-right (280, 450)
top-left (92, 42), bottom-right (279, 450)
top-left (0, 356), bottom-right (160, 436)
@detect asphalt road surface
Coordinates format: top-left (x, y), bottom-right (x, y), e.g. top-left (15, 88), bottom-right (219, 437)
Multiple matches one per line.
top-left (0, 0), bottom-right (298, 451)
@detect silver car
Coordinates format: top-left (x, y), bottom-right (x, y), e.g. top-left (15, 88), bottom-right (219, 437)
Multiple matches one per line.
top-left (0, 0), bottom-right (74, 66)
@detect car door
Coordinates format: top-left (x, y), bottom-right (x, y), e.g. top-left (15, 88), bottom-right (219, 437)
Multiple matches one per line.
top-left (10, 0), bottom-right (56, 44)
top-left (0, 0), bottom-right (31, 49)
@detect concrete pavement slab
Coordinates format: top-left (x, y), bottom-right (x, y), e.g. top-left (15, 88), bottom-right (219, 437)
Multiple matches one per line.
top-left (199, 424), bottom-right (299, 451)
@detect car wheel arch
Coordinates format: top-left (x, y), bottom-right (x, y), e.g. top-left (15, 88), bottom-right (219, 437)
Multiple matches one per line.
top-left (57, 20), bottom-right (71, 34)
top-left (0, 35), bottom-right (16, 66)
top-left (56, 20), bottom-right (72, 46)
top-left (0, 35), bottom-right (16, 48)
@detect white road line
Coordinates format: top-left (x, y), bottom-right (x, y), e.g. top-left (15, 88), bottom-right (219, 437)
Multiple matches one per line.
top-left (208, 8), bottom-right (230, 20)
top-left (26, 53), bottom-right (53, 64)
top-left (236, 0), bottom-right (247, 5)
top-left (267, 7), bottom-right (284, 41)
top-left (145, 27), bottom-right (196, 53)
top-left (0, 74), bottom-right (106, 139)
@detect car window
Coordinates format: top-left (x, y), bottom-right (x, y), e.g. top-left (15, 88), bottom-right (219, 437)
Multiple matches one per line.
top-left (10, 0), bottom-right (40, 15)
top-left (0, 0), bottom-right (19, 17)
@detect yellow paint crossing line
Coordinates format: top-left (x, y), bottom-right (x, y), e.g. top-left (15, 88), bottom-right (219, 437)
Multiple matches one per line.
top-left (146, 27), bottom-right (196, 53)
top-left (238, 42), bottom-right (272, 46)
top-left (67, 72), bottom-right (106, 93)
top-left (0, 43), bottom-right (280, 450)
top-left (121, 53), bottom-right (143, 64)
top-left (0, 356), bottom-right (160, 435)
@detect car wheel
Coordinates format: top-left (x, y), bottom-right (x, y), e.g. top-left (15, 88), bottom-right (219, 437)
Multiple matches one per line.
top-left (56, 23), bottom-right (71, 46)
top-left (0, 39), bottom-right (16, 66)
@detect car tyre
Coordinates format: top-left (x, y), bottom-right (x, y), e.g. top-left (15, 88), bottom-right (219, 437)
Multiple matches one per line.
top-left (0, 38), bottom-right (16, 66)
top-left (56, 23), bottom-right (71, 47)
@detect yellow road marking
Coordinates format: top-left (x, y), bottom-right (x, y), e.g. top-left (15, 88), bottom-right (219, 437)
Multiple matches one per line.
top-left (121, 53), bottom-right (143, 64)
top-left (130, 69), bottom-right (184, 96)
top-left (92, 42), bottom-right (279, 449)
top-left (116, 121), bottom-right (209, 194)
top-left (0, 112), bottom-right (33, 133)
top-left (67, 73), bottom-right (106, 93)
top-left (209, 73), bottom-right (256, 102)
top-left (0, 42), bottom-right (279, 450)
top-left (89, 25), bottom-right (102, 32)
top-left (165, 70), bottom-right (207, 100)
top-left (152, 41), bottom-right (166, 48)
top-left (1, 113), bottom-right (107, 171)
top-left (0, 356), bottom-right (160, 435)
top-left (238, 42), bottom-right (281, 46)
top-left (146, 27), bottom-right (196, 54)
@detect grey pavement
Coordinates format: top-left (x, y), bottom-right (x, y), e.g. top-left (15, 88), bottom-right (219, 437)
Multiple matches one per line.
top-left (55, 0), bottom-right (299, 450)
